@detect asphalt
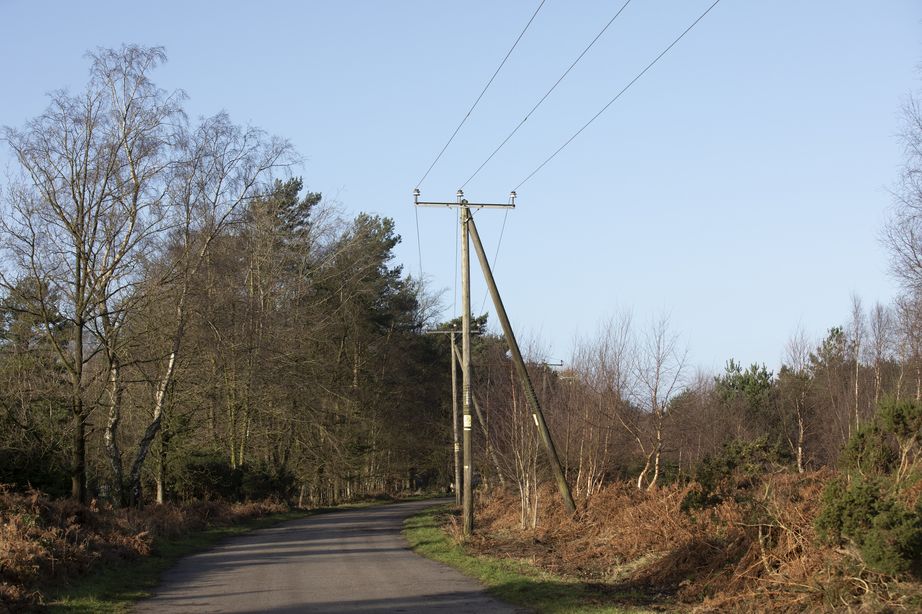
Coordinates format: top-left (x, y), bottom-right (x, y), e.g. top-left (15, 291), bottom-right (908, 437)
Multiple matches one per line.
top-left (132, 498), bottom-right (520, 613)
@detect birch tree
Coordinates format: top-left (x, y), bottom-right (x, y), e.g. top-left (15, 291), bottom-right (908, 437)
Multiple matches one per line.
top-left (632, 315), bottom-right (686, 490)
top-left (1, 45), bottom-right (182, 502)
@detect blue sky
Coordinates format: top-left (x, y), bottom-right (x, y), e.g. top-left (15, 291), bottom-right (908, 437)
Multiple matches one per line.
top-left (2, 1), bottom-right (920, 373)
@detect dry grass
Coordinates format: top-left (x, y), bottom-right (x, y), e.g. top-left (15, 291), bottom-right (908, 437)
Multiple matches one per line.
top-left (0, 486), bottom-right (287, 610)
top-left (468, 471), bottom-right (922, 612)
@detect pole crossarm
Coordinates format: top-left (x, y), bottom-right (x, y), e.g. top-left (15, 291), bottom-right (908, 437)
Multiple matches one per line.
top-left (416, 202), bottom-right (514, 209)
top-left (413, 188), bottom-right (516, 209)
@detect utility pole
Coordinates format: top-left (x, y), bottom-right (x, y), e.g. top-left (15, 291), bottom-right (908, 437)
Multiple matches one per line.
top-left (460, 197), bottom-right (473, 536)
top-left (450, 331), bottom-right (460, 505)
top-left (467, 212), bottom-right (577, 515)
top-left (415, 189), bottom-right (513, 536)
top-left (424, 326), bottom-right (482, 506)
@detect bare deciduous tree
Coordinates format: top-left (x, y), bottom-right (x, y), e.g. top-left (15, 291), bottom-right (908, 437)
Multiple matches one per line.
top-left (867, 301), bottom-right (894, 406)
top-left (848, 294), bottom-right (866, 434)
top-left (780, 329), bottom-right (813, 473)
top-left (1, 45), bottom-right (182, 503)
top-left (886, 95), bottom-right (922, 293)
top-left (570, 313), bottom-right (634, 497)
top-left (631, 314), bottom-right (686, 490)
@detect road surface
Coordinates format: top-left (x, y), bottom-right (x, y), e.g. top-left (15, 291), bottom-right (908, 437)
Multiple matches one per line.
top-left (133, 499), bottom-right (519, 613)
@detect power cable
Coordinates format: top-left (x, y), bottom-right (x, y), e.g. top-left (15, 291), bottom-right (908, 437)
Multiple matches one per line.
top-left (515, 0), bottom-right (722, 191)
top-left (460, 0), bottom-right (634, 189)
top-left (415, 0), bottom-right (548, 189)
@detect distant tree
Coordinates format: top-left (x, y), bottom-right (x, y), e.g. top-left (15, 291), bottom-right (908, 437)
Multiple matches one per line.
top-left (714, 359), bottom-right (776, 441)
top-left (569, 313), bottom-right (634, 496)
top-left (867, 302), bottom-right (895, 407)
top-left (631, 315), bottom-right (686, 489)
top-left (848, 295), bottom-right (867, 433)
top-left (809, 327), bottom-right (852, 464)
top-left (777, 331), bottom-right (814, 472)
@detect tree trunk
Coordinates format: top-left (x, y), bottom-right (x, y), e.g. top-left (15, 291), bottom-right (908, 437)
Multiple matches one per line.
top-left (128, 339), bottom-right (179, 506)
top-left (72, 408), bottom-right (87, 503)
top-left (104, 359), bottom-right (127, 506)
top-left (156, 425), bottom-right (169, 505)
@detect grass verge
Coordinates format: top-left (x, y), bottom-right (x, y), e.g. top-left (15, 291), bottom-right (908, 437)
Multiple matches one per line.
top-left (403, 504), bottom-right (655, 614)
top-left (44, 499), bottom-right (410, 614)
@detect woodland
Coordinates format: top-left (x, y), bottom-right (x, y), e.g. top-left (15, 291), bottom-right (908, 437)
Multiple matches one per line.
top-left (1, 46), bottom-right (921, 611)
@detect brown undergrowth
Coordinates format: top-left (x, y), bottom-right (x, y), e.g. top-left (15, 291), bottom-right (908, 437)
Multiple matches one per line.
top-left (465, 471), bottom-right (922, 612)
top-left (0, 486), bottom-right (287, 611)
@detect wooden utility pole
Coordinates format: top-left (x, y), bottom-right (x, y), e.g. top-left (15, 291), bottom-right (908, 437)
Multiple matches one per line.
top-left (460, 198), bottom-right (473, 535)
top-left (423, 327), bottom-right (466, 505)
top-left (467, 212), bottom-right (577, 515)
top-left (450, 331), bottom-right (461, 505)
top-left (415, 189), bottom-right (513, 536)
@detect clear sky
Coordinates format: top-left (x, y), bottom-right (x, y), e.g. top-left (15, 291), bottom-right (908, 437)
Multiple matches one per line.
top-left (2, 1), bottom-right (920, 373)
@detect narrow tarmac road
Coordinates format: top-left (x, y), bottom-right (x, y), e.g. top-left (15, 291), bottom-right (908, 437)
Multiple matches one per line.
top-left (133, 499), bottom-right (518, 613)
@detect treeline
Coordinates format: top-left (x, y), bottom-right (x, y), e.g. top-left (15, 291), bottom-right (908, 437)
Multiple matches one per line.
top-left (0, 46), bottom-right (451, 506)
top-left (451, 302), bottom-right (913, 519)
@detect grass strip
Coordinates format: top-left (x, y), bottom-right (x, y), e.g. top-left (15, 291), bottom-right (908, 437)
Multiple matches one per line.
top-left (403, 504), bottom-right (653, 614)
top-left (44, 499), bottom-right (402, 614)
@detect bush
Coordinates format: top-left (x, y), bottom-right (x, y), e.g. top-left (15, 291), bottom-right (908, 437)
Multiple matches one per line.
top-left (0, 447), bottom-right (70, 498)
top-left (839, 421), bottom-right (898, 477)
top-left (681, 437), bottom-right (790, 512)
top-left (816, 399), bottom-right (922, 578)
top-left (171, 453), bottom-right (296, 503)
top-left (817, 477), bottom-right (922, 576)
top-left (815, 477), bottom-right (885, 543)
top-left (240, 462), bottom-right (296, 502)
top-left (172, 453), bottom-right (243, 501)
top-left (863, 501), bottom-right (922, 576)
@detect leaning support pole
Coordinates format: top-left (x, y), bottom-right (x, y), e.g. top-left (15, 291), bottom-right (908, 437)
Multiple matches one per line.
top-left (467, 215), bottom-right (577, 514)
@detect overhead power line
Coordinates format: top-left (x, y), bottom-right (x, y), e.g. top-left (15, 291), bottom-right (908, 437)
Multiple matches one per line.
top-left (515, 0), bottom-right (722, 191)
top-left (460, 0), bottom-right (634, 189)
top-left (415, 0), bottom-right (548, 189)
